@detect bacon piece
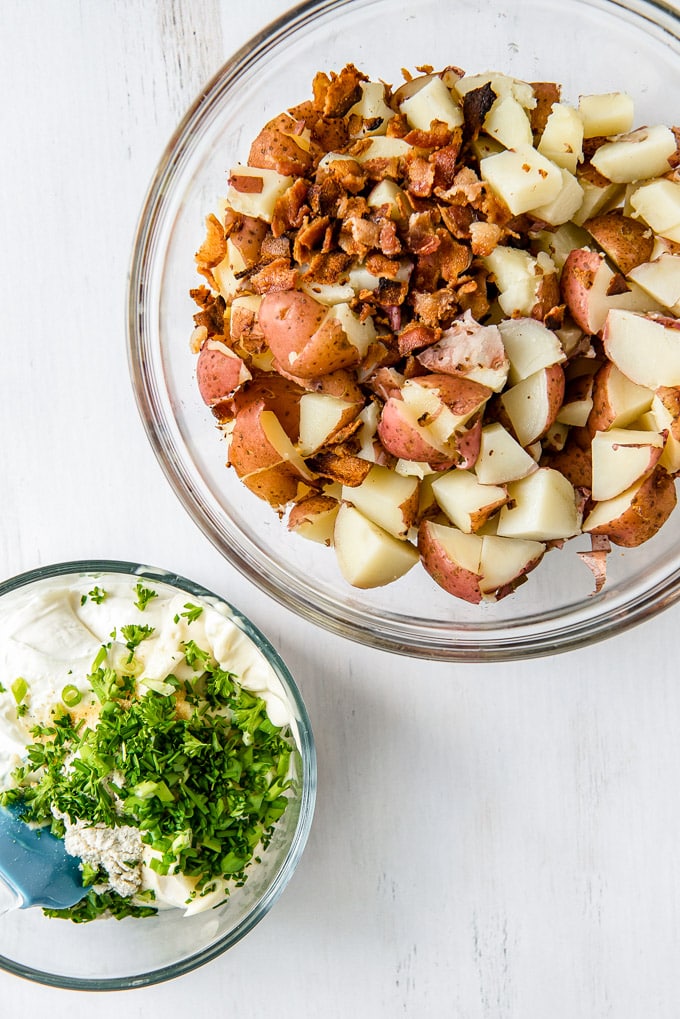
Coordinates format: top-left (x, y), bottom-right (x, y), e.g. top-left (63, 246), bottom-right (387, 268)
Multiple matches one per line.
top-left (248, 258), bottom-right (298, 294)
top-left (306, 448), bottom-right (372, 486)
top-left (302, 251), bottom-right (353, 284)
top-left (293, 216), bottom-right (332, 264)
top-left (397, 322), bottom-right (438, 357)
top-left (406, 210), bottom-right (441, 256)
top-left (271, 178), bottom-right (310, 237)
top-left (195, 214), bottom-right (226, 269)
top-left (411, 288), bottom-right (459, 328)
top-left (403, 123), bottom-right (453, 150)
top-left (404, 154), bottom-right (436, 197)
top-left (312, 64), bottom-right (366, 117)
top-left (431, 139), bottom-right (464, 190)
top-left (469, 220), bottom-right (503, 257)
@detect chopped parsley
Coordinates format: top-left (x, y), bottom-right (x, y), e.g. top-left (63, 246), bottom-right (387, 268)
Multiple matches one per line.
top-left (134, 582), bottom-right (158, 612)
top-left (120, 623), bottom-right (155, 652)
top-left (81, 586), bottom-right (107, 606)
top-left (1, 638), bottom-right (296, 923)
top-left (175, 602), bottom-right (203, 624)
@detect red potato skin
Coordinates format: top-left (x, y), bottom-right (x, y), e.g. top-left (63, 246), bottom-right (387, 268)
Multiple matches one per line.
top-left (587, 466), bottom-right (677, 546)
top-left (283, 315), bottom-right (362, 377)
top-left (233, 374), bottom-right (304, 441)
top-left (417, 520), bottom-right (483, 604)
top-left (377, 398), bottom-right (458, 467)
top-left (413, 374), bottom-right (493, 417)
top-left (560, 248), bottom-right (606, 334)
top-left (229, 399), bottom-right (284, 478)
top-left (242, 463), bottom-right (305, 509)
top-left (288, 493), bottom-right (339, 530)
top-left (196, 345), bottom-right (247, 406)
top-left (225, 212), bottom-right (269, 267)
top-left (584, 210), bottom-right (654, 276)
top-left (248, 112), bottom-right (313, 178)
top-left (259, 290), bottom-right (328, 366)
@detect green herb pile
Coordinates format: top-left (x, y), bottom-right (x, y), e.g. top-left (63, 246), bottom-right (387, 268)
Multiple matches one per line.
top-left (0, 588), bottom-right (295, 922)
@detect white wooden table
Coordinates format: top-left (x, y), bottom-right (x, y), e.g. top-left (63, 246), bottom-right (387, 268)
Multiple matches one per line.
top-left (2, 2), bottom-right (680, 1015)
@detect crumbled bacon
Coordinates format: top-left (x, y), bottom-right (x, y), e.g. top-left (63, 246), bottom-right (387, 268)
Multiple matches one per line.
top-left (248, 258), bottom-right (298, 294)
top-left (271, 178), bottom-right (310, 237)
top-left (195, 214), bottom-right (226, 269)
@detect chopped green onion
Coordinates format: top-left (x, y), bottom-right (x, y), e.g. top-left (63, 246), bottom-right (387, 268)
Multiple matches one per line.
top-left (61, 685), bottom-right (82, 707)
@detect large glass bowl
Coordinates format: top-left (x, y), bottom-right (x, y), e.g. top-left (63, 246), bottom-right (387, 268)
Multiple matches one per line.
top-left (128, 0), bottom-right (680, 661)
top-left (0, 561), bottom-right (316, 990)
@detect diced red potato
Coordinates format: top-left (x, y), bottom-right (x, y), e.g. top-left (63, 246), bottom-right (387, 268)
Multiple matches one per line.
top-left (584, 210), bottom-right (654, 275)
top-left (602, 310), bottom-right (680, 389)
top-left (341, 464), bottom-right (420, 538)
top-left (499, 363), bottom-right (565, 447)
top-left (418, 520), bottom-right (546, 603)
top-left (560, 247), bottom-right (660, 335)
top-left (333, 504), bottom-right (419, 588)
top-left (583, 465), bottom-right (677, 546)
top-left (196, 341), bottom-right (252, 407)
top-left (431, 469), bottom-right (508, 533)
top-left (416, 311), bottom-right (509, 391)
top-left (288, 494), bottom-right (340, 544)
top-left (586, 360), bottom-right (654, 435)
top-left (590, 428), bottom-right (665, 501)
top-left (248, 111), bottom-right (314, 177)
top-left (496, 467), bottom-right (582, 541)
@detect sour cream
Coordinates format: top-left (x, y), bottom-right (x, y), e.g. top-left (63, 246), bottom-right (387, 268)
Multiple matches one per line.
top-left (0, 571), bottom-right (298, 915)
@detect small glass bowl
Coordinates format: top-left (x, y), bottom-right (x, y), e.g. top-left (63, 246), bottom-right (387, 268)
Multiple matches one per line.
top-left (128, 0), bottom-right (680, 661)
top-left (0, 560), bottom-right (316, 990)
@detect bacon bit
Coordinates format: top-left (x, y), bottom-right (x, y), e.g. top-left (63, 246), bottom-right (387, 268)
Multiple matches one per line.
top-left (302, 251), bottom-right (353, 283)
top-left (293, 215), bottom-right (332, 263)
top-left (306, 448), bottom-right (372, 486)
top-left (260, 234), bottom-right (291, 262)
top-left (195, 214), bottom-right (227, 268)
top-left (455, 269), bottom-right (491, 321)
top-left (365, 253), bottom-right (403, 279)
top-left (462, 82), bottom-right (496, 140)
top-left (271, 178), bottom-right (310, 237)
top-left (385, 112), bottom-right (410, 138)
top-left (407, 210), bottom-right (441, 255)
top-left (192, 292), bottom-right (226, 337)
top-left (403, 123), bottom-right (453, 150)
top-left (338, 214), bottom-right (382, 258)
top-left (411, 288), bottom-right (459, 329)
top-left (439, 202), bottom-right (474, 240)
top-left (397, 322), bottom-right (438, 356)
top-left (318, 157), bottom-right (367, 194)
top-left (530, 81), bottom-right (562, 137)
top-left (230, 173), bottom-right (264, 194)
top-left (377, 218), bottom-right (403, 256)
top-left (248, 258), bottom-right (298, 294)
top-left (404, 154), bottom-right (436, 197)
top-left (312, 64), bottom-right (367, 117)
top-left (468, 220), bottom-right (502, 257)
top-left (431, 138), bottom-right (464, 190)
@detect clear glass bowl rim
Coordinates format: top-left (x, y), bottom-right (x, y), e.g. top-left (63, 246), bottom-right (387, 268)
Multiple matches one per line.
top-left (127, 0), bottom-right (680, 663)
top-left (0, 559), bottom-right (316, 991)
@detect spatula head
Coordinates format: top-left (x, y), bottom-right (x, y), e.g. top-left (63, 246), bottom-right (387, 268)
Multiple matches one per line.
top-left (0, 804), bottom-right (88, 911)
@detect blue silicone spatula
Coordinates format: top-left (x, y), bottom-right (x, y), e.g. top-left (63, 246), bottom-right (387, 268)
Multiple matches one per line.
top-left (0, 804), bottom-right (88, 916)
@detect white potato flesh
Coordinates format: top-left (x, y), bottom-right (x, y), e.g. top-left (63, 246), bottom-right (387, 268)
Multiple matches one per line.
top-left (497, 468), bottom-right (581, 541)
top-left (564, 253), bottom-right (662, 334)
top-left (590, 125), bottom-right (677, 184)
top-left (300, 281), bottom-right (356, 305)
top-left (483, 247), bottom-right (555, 318)
top-left (498, 318), bottom-right (565, 385)
top-left (529, 166), bottom-right (584, 226)
top-left (582, 481), bottom-right (642, 533)
top-left (629, 180), bottom-right (680, 238)
top-left (354, 136), bottom-right (413, 161)
top-left (578, 92), bottom-right (634, 138)
top-left (298, 393), bottom-right (358, 455)
top-left (400, 75), bottom-right (464, 130)
top-left (591, 428), bottom-right (664, 501)
top-left (328, 303), bottom-right (376, 356)
top-left (259, 411), bottom-right (316, 481)
top-left (593, 363), bottom-right (654, 429)
top-left (348, 81), bottom-right (395, 136)
top-left (341, 464), bottom-right (419, 539)
top-left (532, 222), bottom-right (592, 270)
top-left (484, 94), bottom-right (533, 149)
top-left (474, 422), bottom-right (538, 485)
top-left (537, 103), bottom-right (584, 173)
top-left (571, 178), bottom-right (625, 226)
top-left (226, 166), bottom-right (294, 222)
top-left (431, 470), bottom-right (507, 533)
top-left (455, 72), bottom-right (536, 110)
top-left (603, 310), bottom-right (680, 388)
top-left (652, 394), bottom-right (680, 473)
top-left (333, 504), bottom-right (419, 588)
top-left (478, 535), bottom-right (546, 595)
top-left (213, 239), bottom-right (247, 302)
top-left (500, 367), bottom-right (561, 447)
top-left (289, 504), bottom-right (339, 545)
top-left (366, 179), bottom-right (406, 218)
top-left (628, 255), bottom-right (680, 315)
top-left (480, 145), bottom-right (563, 216)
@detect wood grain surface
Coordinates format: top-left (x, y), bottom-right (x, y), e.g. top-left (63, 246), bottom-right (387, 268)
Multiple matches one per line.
top-left (1, 2), bottom-right (680, 1016)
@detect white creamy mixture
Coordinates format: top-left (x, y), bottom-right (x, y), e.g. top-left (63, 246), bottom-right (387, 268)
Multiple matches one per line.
top-left (0, 572), bottom-right (297, 915)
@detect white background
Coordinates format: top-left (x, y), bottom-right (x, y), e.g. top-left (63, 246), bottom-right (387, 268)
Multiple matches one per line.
top-left (2, 1), bottom-right (680, 1016)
